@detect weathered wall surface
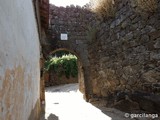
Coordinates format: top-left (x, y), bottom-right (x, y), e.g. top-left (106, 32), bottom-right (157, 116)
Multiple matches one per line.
top-left (45, 5), bottom-right (96, 100)
top-left (89, 0), bottom-right (160, 98)
top-left (48, 0), bottom-right (160, 105)
top-left (0, 0), bottom-right (41, 120)
top-left (45, 70), bottom-right (78, 86)
top-left (48, 5), bottom-right (92, 67)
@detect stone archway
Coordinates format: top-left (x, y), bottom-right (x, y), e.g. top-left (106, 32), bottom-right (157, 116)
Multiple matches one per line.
top-left (40, 4), bottom-right (94, 102)
top-left (48, 48), bottom-right (87, 99)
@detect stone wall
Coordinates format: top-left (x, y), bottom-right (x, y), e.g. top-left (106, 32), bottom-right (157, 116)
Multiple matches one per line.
top-left (48, 5), bottom-right (93, 67)
top-left (45, 70), bottom-right (78, 86)
top-left (48, 0), bottom-right (160, 103)
top-left (0, 0), bottom-right (41, 120)
top-left (45, 5), bottom-right (96, 100)
top-left (89, 0), bottom-right (160, 98)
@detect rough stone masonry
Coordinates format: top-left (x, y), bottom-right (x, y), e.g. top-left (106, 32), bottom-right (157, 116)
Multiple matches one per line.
top-left (45, 0), bottom-right (160, 113)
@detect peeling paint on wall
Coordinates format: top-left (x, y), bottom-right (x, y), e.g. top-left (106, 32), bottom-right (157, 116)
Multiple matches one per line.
top-left (0, 0), bottom-right (41, 119)
top-left (0, 66), bottom-right (25, 120)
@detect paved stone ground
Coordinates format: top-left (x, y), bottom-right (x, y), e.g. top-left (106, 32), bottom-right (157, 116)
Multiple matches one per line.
top-left (41, 83), bottom-right (158, 120)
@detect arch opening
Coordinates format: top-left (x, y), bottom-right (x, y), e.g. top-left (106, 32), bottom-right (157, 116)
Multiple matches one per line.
top-left (44, 48), bottom-right (86, 97)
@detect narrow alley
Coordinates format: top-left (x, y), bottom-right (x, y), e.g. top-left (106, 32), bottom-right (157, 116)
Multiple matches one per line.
top-left (41, 83), bottom-right (134, 120)
top-left (1, 0), bottom-right (160, 119)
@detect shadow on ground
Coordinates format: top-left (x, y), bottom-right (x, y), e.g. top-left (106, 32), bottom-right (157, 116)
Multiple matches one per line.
top-left (45, 83), bottom-right (78, 93)
top-left (47, 114), bottom-right (59, 120)
top-left (91, 102), bottom-right (160, 120)
top-left (44, 83), bottom-right (160, 120)
top-left (41, 113), bottom-right (59, 120)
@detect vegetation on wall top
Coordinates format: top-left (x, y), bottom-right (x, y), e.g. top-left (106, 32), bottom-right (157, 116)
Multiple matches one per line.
top-left (90, 0), bottom-right (115, 19)
top-left (90, 0), bottom-right (158, 19)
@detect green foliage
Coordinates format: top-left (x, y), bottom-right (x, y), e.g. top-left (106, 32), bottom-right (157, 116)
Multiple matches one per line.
top-left (44, 54), bottom-right (78, 79)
